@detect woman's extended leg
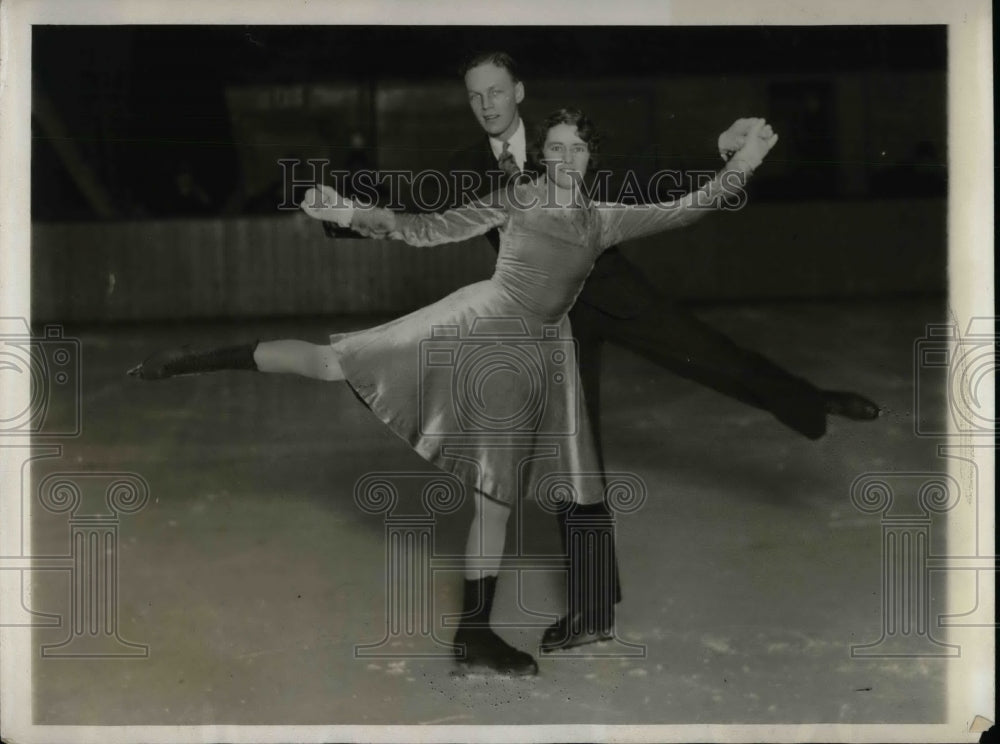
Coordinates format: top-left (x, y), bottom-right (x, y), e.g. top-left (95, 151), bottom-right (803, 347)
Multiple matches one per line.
top-left (128, 339), bottom-right (344, 382)
top-left (253, 340), bottom-right (344, 381)
top-left (453, 493), bottom-right (538, 676)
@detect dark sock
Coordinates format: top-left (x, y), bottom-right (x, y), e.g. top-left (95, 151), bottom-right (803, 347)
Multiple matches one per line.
top-left (129, 341), bottom-right (261, 380)
top-left (453, 575), bottom-right (538, 675)
top-left (459, 575), bottom-right (497, 628)
top-left (173, 341), bottom-right (258, 375)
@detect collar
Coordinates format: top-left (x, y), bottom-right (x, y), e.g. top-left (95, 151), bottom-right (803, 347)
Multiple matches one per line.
top-left (532, 174), bottom-right (592, 209)
top-left (488, 119), bottom-right (526, 170)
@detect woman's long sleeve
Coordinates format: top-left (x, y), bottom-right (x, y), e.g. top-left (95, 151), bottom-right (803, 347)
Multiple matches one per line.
top-left (352, 203), bottom-right (508, 248)
top-left (596, 164), bottom-right (750, 249)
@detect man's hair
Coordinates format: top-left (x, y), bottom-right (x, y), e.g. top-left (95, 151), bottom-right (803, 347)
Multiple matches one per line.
top-left (527, 108), bottom-right (602, 171)
top-left (460, 51), bottom-right (521, 82)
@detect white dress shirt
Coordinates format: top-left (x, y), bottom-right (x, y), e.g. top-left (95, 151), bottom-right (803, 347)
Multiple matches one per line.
top-left (488, 118), bottom-right (527, 171)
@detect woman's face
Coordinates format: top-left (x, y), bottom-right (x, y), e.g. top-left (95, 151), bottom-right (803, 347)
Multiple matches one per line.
top-left (542, 123), bottom-right (591, 189)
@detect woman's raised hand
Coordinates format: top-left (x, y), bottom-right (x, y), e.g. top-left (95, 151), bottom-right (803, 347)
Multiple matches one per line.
top-left (718, 117), bottom-right (762, 160)
top-left (300, 184), bottom-right (354, 227)
top-left (730, 118), bottom-right (778, 172)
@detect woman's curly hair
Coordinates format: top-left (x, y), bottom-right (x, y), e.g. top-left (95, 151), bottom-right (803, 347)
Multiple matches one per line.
top-left (527, 108), bottom-right (602, 173)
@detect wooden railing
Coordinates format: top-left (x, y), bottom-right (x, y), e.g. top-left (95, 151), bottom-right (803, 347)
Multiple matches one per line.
top-left (31, 198), bottom-right (945, 323)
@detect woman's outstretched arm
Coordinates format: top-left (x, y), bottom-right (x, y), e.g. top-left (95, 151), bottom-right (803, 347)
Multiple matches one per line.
top-left (300, 186), bottom-right (508, 247)
top-left (596, 118), bottom-right (778, 248)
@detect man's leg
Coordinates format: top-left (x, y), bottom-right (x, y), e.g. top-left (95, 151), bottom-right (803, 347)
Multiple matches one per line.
top-left (601, 298), bottom-right (833, 439)
top-left (570, 302), bottom-right (607, 467)
top-left (538, 304), bottom-right (622, 653)
top-left (542, 499), bottom-right (619, 652)
top-left (569, 303), bottom-right (620, 602)
top-left (579, 252), bottom-right (878, 439)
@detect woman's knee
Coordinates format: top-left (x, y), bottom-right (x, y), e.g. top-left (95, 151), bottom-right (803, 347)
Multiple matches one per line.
top-left (311, 345), bottom-right (343, 381)
top-left (474, 493), bottom-right (512, 523)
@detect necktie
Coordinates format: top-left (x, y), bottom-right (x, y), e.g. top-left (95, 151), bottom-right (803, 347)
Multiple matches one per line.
top-left (498, 141), bottom-right (520, 179)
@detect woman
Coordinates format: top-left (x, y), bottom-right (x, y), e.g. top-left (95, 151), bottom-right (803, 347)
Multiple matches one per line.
top-left (129, 110), bottom-right (778, 676)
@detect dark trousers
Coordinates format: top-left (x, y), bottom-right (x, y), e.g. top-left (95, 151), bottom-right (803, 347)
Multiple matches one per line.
top-left (558, 263), bottom-right (828, 613)
top-left (568, 297), bottom-right (829, 447)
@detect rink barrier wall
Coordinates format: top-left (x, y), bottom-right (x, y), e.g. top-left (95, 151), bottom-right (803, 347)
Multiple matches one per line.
top-left (30, 197), bottom-right (945, 323)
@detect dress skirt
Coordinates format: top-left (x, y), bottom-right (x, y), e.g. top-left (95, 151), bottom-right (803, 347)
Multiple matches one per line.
top-left (330, 279), bottom-right (606, 506)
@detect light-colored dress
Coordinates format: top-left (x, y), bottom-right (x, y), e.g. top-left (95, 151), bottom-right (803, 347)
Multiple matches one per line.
top-left (330, 176), bottom-right (732, 505)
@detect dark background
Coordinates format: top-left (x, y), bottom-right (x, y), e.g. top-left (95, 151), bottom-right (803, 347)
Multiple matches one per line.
top-left (30, 25), bottom-right (947, 321)
top-left (32, 25), bottom-right (946, 220)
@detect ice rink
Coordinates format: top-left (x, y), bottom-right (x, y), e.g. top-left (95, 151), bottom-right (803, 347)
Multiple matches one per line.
top-left (29, 297), bottom-right (951, 725)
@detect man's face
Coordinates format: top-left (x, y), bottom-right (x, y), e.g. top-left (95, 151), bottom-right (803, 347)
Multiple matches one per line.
top-left (464, 62), bottom-right (524, 140)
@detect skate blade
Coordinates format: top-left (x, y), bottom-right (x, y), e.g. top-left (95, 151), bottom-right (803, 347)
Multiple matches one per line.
top-left (452, 660), bottom-right (538, 678)
top-left (540, 631), bottom-right (614, 654)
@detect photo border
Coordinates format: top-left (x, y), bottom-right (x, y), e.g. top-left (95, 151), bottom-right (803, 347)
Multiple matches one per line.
top-left (1, 1), bottom-right (993, 742)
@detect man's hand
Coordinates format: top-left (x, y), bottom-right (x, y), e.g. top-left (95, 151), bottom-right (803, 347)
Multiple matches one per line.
top-left (718, 117), bottom-right (764, 161)
top-left (351, 206), bottom-right (396, 238)
top-left (300, 184), bottom-right (354, 227)
top-left (730, 119), bottom-right (778, 172)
